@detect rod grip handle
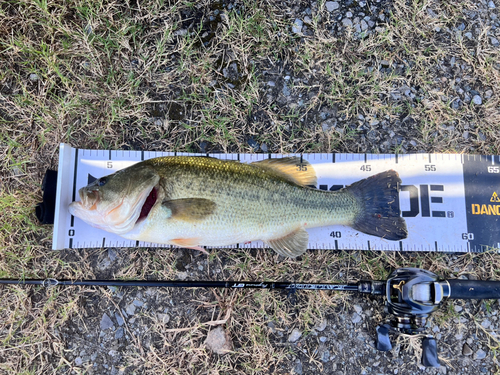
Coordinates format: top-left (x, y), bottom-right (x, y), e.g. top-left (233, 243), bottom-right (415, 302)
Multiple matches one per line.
top-left (448, 279), bottom-right (500, 300)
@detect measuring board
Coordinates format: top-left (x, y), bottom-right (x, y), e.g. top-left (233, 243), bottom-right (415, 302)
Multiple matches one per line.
top-left (53, 143), bottom-right (500, 253)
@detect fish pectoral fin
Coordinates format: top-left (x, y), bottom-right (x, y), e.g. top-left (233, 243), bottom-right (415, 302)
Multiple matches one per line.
top-left (266, 228), bottom-right (309, 258)
top-left (251, 157), bottom-right (317, 187)
top-left (162, 198), bottom-right (216, 222)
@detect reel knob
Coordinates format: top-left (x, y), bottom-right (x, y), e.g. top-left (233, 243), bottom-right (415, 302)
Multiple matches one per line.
top-left (422, 337), bottom-right (439, 367)
top-left (375, 324), bottom-right (393, 351)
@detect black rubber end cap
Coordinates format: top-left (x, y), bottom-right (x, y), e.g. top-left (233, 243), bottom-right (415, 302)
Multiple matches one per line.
top-left (36, 169), bottom-right (58, 224)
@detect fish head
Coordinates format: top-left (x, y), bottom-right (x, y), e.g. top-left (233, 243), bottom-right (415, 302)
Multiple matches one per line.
top-left (69, 163), bottom-right (160, 234)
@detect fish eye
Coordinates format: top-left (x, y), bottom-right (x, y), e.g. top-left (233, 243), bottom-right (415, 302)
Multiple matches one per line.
top-left (98, 177), bottom-right (107, 186)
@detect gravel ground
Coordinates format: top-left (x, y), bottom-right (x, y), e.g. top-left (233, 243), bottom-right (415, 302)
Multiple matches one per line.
top-left (1, 0), bottom-right (500, 374)
top-left (54, 250), bottom-right (500, 375)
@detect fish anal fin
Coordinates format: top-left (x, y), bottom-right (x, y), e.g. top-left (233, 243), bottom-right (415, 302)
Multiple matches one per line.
top-left (162, 198), bottom-right (216, 222)
top-left (252, 157), bottom-right (317, 187)
top-left (267, 227), bottom-right (309, 258)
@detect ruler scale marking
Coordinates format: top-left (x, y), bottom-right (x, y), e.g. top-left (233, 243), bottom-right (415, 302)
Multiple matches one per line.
top-left (54, 145), bottom-right (500, 253)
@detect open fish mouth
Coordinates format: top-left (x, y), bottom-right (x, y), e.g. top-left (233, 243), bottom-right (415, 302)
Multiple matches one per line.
top-left (136, 186), bottom-right (158, 223)
top-left (70, 184), bottom-right (159, 234)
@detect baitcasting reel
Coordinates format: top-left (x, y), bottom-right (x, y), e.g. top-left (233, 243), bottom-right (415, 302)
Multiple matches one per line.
top-left (371, 267), bottom-right (500, 367)
top-left (372, 268), bottom-right (450, 367)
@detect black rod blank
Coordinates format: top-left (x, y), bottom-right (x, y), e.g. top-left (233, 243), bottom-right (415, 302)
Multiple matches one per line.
top-left (0, 278), bottom-right (361, 291)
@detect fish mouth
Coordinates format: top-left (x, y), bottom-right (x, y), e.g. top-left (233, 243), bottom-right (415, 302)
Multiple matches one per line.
top-left (70, 184), bottom-right (159, 234)
top-left (136, 186), bottom-right (158, 223)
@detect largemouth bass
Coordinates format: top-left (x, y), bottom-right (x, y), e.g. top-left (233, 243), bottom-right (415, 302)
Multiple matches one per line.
top-left (69, 156), bottom-right (407, 257)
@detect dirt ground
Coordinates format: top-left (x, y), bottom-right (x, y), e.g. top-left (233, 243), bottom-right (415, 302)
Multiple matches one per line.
top-left (1, 0), bottom-right (500, 374)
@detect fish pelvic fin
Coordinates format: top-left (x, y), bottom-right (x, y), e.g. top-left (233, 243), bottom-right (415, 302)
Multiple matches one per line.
top-left (267, 227), bottom-right (309, 258)
top-left (347, 170), bottom-right (408, 241)
top-left (252, 157), bottom-right (317, 187)
top-left (170, 239), bottom-right (209, 255)
top-left (162, 198), bottom-right (216, 222)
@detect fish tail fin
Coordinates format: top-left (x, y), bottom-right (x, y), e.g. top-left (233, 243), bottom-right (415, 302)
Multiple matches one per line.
top-left (346, 170), bottom-right (407, 241)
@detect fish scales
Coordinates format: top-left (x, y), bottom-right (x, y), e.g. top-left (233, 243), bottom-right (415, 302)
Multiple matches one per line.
top-left (146, 156), bottom-right (358, 245)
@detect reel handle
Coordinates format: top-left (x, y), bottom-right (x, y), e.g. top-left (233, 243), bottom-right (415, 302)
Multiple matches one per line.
top-left (447, 279), bottom-right (500, 300)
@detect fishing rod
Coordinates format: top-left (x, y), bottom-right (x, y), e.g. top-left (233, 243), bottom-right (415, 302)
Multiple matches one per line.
top-left (2, 268), bottom-right (500, 367)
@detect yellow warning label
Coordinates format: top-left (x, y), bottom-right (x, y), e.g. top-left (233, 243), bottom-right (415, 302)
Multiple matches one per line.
top-left (472, 204), bottom-right (500, 215)
top-left (491, 192), bottom-right (500, 203)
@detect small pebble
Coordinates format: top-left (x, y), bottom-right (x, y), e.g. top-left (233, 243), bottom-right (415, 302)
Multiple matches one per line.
top-left (463, 343), bottom-right (473, 356)
top-left (115, 327), bottom-right (124, 340)
top-left (288, 328), bottom-right (302, 342)
top-left (325, 1), bottom-right (340, 12)
top-left (174, 29), bottom-right (188, 37)
top-left (267, 321), bottom-right (276, 333)
top-left (75, 357), bottom-right (83, 366)
top-left (247, 137), bottom-right (259, 149)
top-left (282, 84), bottom-right (291, 97)
top-left (488, 0), bottom-right (496, 8)
top-left (351, 313), bottom-right (362, 324)
top-left (292, 19), bottom-right (303, 34)
top-left (342, 18), bottom-right (353, 27)
top-left (454, 305), bottom-right (463, 313)
top-left (158, 313), bottom-right (170, 323)
top-left (100, 313), bottom-right (114, 331)
top-left (29, 73), bottom-right (39, 82)
top-left (205, 326), bottom-right (233, 355)
top-left (474, 349), bottom-right (487, 360)
top-left (380, 60), bottom-right (390, 68)
top-left (491, 37), bottom-right (499, 46)
top-left (115, 313), bottom-right (124, 326)
top-left (294, 360), bottom-right (303, 375)
top-left (314, 319), bottom-right (328, 332)
top-left (472, 95), bottom-right (482, 105)
top-left (126, 304), bottom-right (136, 316)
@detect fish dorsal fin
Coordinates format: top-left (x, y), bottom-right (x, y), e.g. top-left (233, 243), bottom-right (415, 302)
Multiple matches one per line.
top-left (162, 198), bottom-right (216, 222)
top-left (267, 227), bottom-right (309, 258)
top-left (252, 157), bottom-right (317, 187)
